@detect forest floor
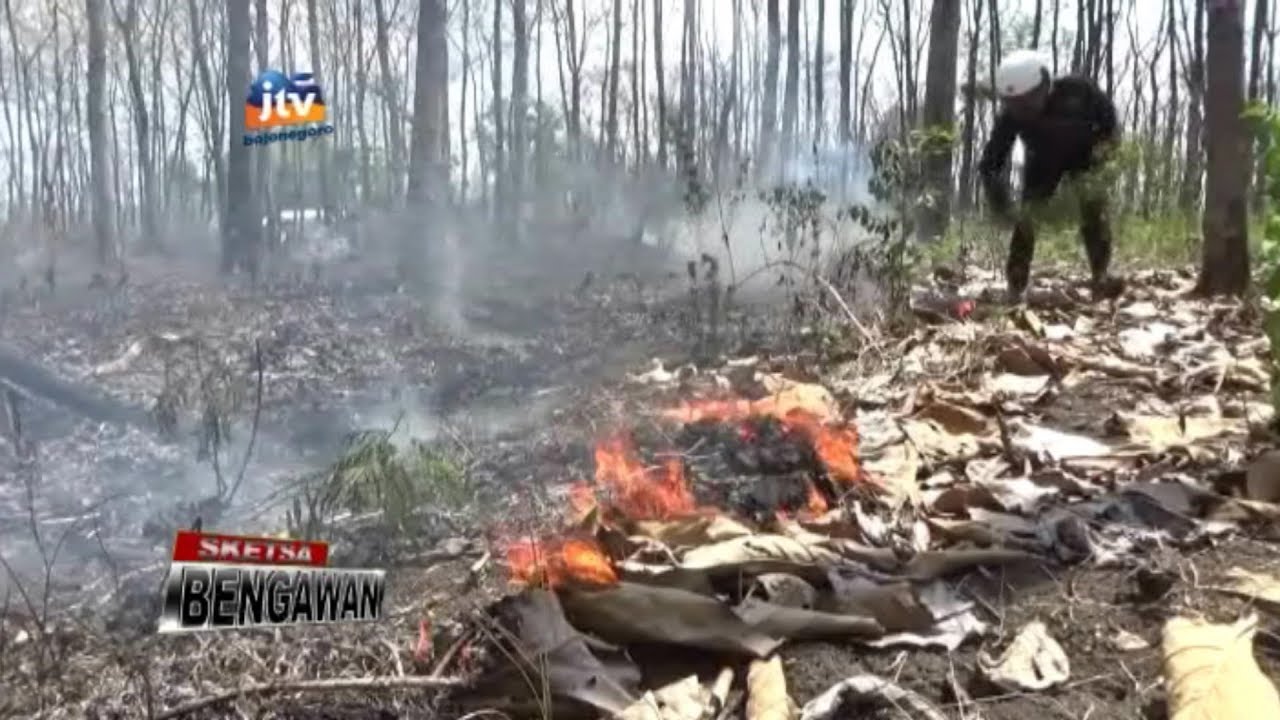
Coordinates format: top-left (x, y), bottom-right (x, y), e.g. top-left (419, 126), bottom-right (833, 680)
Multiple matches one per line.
top-left (1, 241), bottom-right (1280, 720)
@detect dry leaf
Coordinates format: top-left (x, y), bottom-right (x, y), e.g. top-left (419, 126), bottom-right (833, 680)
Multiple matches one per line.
top-left (679, 534), bottom-right (841, 571)
top-left (749, 573), bottom-right (818, 609)
top-left (1162, 615), bottom-right (1280, 720)
top-left (747, 656), bottom-right (793, 720)
top-left (859, 440), bottom-right (922, 505)
top-left (914, 401), bottom-right (991, 435)
top-left (1216, 568), bottom-right (1280, 613)
top-left (560, 582), bottom-right (782, 658)
top-left (632, 514), bottom-right (756, 549)
top-left (1011, 421), bottom-right (1113, 461)
top-left (978, 620), bottom-right (1070, 691)
top-left (734, 598), bottom-right (884, 641)
top-left (1116, 413), bottom-right (1241, 454)
top-left (1111, 628), bottom-right (1151, 652)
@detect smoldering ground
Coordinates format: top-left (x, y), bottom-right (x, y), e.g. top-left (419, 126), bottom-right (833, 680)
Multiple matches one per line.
top-left (0, 139), bottom-right (885, 619)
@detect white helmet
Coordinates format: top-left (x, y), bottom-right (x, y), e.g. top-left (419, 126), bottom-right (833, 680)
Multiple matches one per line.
top-left (994, 50), bottom-right (1051, 98)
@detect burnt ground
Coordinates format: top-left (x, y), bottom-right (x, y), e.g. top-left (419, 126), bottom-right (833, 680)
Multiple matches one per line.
top-left (785, 537), bottom-right (1280, 720)
top-left (1, 246), bottom-right (1280, 720)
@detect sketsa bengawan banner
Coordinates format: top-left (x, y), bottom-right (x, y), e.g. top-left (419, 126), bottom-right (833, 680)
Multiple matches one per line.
top-left (157, 530), bottom-right (385, 634)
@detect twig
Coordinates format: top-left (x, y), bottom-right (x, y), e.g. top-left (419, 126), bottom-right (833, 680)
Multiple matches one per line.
top-left (152, 675), bottom-right (464, 720)
top-left (429, 629), bottom-right (476, 679)
top-left (225, 339), bottom-right (265, 506)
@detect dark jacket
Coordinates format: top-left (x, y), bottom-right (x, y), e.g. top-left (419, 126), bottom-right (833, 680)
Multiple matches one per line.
top-left (979, 75), bottom-right (1119, 215)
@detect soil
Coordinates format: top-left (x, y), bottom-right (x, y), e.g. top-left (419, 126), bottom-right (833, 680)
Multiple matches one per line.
top-left (783, 536), bottom-right (1280, 720)
top-left (2, 251), bottom-right (1280, 720)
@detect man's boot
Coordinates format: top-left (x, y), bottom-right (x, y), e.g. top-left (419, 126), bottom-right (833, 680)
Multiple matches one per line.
top-left (1080, 196), bottom-right (1122, 301)
top-left (1005, 219), bottom-right (1035, 305)
top-left (1090, 274), bottom-right (1125, 301)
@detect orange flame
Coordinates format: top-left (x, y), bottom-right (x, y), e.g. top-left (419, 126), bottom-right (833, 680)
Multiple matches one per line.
top-left (805, 479), bottom-right (830, 515)
top-left (780, 409), bottom-right (862, 486)
top-left (505, 536), bottom-right (619, 589)
top-left (663, 396), bottom-right (862, 487)
top-left (592, 434), bottom-right (696, 520)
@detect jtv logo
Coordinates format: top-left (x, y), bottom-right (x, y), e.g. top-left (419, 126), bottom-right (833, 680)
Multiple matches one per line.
top-left (243, 69), bottom-right (334, 145)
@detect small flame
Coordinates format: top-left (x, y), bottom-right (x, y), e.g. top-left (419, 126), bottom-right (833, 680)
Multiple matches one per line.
top-left (780, 409), bottom-right (862, 485)
top-left (506, 536), bottom-right (619, 589)
top-left (593, 434), bottom-right (696, 520)
top-left (665, 395), bottom-right (862, 487)
top-left (805, 479), bottom-right (830, 515)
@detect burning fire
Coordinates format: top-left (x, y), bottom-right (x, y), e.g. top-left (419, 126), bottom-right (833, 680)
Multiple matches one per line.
top-left (664, 395), bottom-right (862, 486)
top-left (805, 479), bottom-right (830, 515)
top-left (505, 535), bottom-right (619, 589)
top-left (583, 434), bottom-right (697, 521)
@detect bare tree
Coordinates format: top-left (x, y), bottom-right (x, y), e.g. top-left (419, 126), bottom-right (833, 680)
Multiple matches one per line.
top-left (760, 0), bottom-right (779, 178)
top-left (813, 0), bottom-right (825, 144)
top-left (919, 0), bottom-right (961, 240)
top-left (839, 0), bottom-right (853, 143)
top-left (511, 0), bottom-right (528, 235)
top-left (1199, 0), bottom-right (1249, 295)
top-left (606, 0), bottom-right (623, 157)
top-left (87, 0), bottom-right (112, 266)
top-left (373, 0), bottom-right (405, 200)
top-left (957, 0), bottom-right (983, 210)
top-left (223, 0), bottom-right (255, 275)
top-left (110, 0), bottom-right (157, 251)
top-left (781, 0), bottom-right (800, 163)
top-left (305, 0), bottom-right (332, 220)
top-left (1181, 0), bottom-right (1207, 211)
top-left (652, 0), bottom-right (666, 166)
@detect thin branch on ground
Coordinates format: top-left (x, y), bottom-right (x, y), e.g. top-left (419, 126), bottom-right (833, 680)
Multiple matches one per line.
top-left (225, 338), bottom-right (265, 506)
top-left (153, 675), bottom-right (465, 720)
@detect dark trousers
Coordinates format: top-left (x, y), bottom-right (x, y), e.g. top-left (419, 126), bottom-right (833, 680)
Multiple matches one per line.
top-left (1006, 169), bottom-right (1113, 294)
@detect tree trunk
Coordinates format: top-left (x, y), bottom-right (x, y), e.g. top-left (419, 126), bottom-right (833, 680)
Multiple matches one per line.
top-left (1249, 0), bottom-right (1269, 201)
top-left (111, 0), bottom-right (157, 253)
top-left (919, 0), bottom-right (962, 240)
top-left (606, 0), bottom-right (623, 157)
top-left (760, 0), bottom-right (780, 179)
top-left (223, 0), bottom-right (255, 276)
top-left (492, 0), bottom-right (505, 218)
top-left (1198, 0), bottom-right (1250, 296)
top-left (510, 0), bottom-right (528, 239)
top-left (653, 0), bottom-right (667, 166)
top-left (253, 0), bottom-right (274, 263)
top-left (839, 0), bottom-right (852, 143)
top-left (404, 0), bottom-right (447, 287)
top-left (782, 0), bottom-right (799, 168)
top-left (958, 0), bottom-right (983, 210)
top-left (1032, 0), bottom-right (1043, 48)
top-left (632, 0), bottom-right (643, 163)
top-left (1182, 0), bottom-right (1207, 211)
top-left (373, 0), bottom-right (404, 201)
top-left (1051, 0), bottom-right (1060, 72)
top-left (814, 0), bottom-right (825, 144)
top-left (305, 0), bottom-right (332, 220)
top-left (86, 0), bottom-right (112, 266)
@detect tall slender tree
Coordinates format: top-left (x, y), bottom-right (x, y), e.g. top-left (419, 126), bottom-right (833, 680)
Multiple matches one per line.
top-left (86, 0), bottom-right (111, 265)
top-left (920, 0), bottom-right (962, 240)
top-left (1199, 0), bottom-right (1249, 295)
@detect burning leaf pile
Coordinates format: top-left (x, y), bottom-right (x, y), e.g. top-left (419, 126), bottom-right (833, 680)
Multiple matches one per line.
top-left (473, 373), bottom-right (1033, 718)
top-left (455, 268), bottom-right (1280, 719)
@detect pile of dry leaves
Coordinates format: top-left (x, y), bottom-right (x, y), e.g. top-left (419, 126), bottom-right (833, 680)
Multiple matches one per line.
top-left (450, 266), bottom-right (1280, 719)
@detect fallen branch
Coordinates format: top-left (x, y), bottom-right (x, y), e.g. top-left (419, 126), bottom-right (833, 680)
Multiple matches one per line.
top-left (153, 675), bottom-right (465, 719)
